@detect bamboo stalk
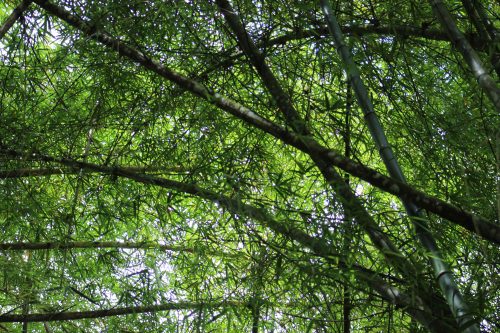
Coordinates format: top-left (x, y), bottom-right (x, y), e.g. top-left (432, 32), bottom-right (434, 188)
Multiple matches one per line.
top-left (0, 0), bottom-right (32, 40)
top-left (429, 0), bottom-right (500, 113)
top-left (319, 1), bottom-right (480, 331)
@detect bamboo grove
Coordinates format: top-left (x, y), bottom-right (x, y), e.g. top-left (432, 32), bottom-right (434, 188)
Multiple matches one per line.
top-left (0, 0), bottom-right (499, 332)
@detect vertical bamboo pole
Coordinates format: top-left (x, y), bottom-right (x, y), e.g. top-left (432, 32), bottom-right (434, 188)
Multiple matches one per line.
top-left (320, 1), bottom-right (479, 331)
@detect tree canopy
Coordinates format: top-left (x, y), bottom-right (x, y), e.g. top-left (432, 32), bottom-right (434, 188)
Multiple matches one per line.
top-left (0, 0), bottom-right (499, 332)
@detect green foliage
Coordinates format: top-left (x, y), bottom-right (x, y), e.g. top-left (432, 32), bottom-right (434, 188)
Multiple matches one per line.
top-left (0, 0), bottom-right (498, 332)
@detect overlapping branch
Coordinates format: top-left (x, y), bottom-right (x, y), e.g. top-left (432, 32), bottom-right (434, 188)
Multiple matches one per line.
top-left (0, 176), bottom-right (453, 331)
top-left (7, 2), bottom-right (500, 245)
top-left (215, 0), bottom-right (421, 295)
top-left (183, 25), bottom-right (486, 93)
top-left (0, 293), bottom-right (455, 331)
top-left (0, 154), bottom-right (455, 329)
top-left (0, 0), bottom-right (32, 40)
top-left (0, 1), bottom-right (495, 330)
top-left (429, 0), bottom-right (500, 112)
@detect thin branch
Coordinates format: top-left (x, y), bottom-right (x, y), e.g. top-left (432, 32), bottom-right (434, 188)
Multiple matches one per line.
top-left (0, 301), bottom-right (246, 322)
top-left (0, 166), bottom-right (184, 179)
top-left (0, 0), bottom-right (32, 40)
top-left (267, 25), bottom-right (486, 50)
top-left (182, 25), bottom-right (485, 95)
top-left (0, 241), bottom-right (194, 252)
top-left (0, 241), bottom-right (245, 259)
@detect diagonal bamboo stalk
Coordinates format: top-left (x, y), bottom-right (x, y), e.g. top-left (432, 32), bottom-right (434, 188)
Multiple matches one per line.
top-left (215, 0), bottom-right (308, 135)
top-left (0, 0), bottom-right (32, 40)
top-left (460, 0), bottom-right (500, 77)
top-left (214, 0), bottom-right (423, 282)
top-left (1, 0), bottom-right (499, 242)
top-left (26, 4), bottom-right (498, 327)
top-left (28, 0), bottom-right (500, 245)
top-left (0, 159), bottom-right (455, 330)
top-left (468, 0), bottom-right (498, 44)
top-left (0, 162), bottom-right (456, 331)
top-left (320, 1), bottom-right (480, 331)
top-left (429, 0), bottom-right (500, 113)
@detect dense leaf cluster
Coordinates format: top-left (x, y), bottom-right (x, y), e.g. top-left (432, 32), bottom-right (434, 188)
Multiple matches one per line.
top-left (0, 0), bottom-right (498, 332)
